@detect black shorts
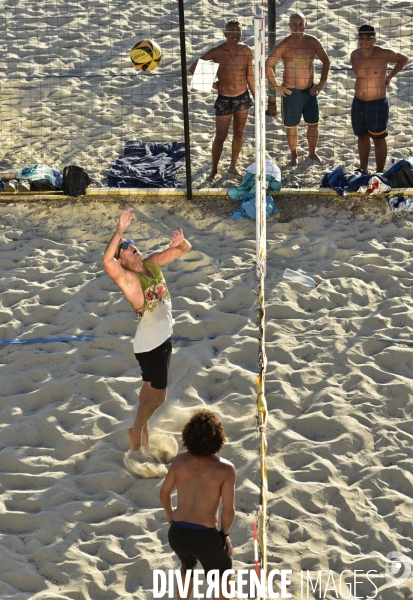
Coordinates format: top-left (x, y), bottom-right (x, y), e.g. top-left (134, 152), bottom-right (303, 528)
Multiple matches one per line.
top-left (168, 522), bottom-right (232, 576)
top-left (134, 337), bottom-right (172, 390)
top-left (214, 90), bottom-right (253, 116)
top-left (351, 96), bottom-right (389, 139)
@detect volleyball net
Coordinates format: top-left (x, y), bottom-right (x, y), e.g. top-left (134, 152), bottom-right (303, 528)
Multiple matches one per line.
top-left (1, 0), bottom-right (412, 191)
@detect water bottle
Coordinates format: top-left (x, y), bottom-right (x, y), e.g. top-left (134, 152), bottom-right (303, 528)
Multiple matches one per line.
top-left (283, 268), bottom-right (318, 288)
top-left (384, 157), bottom-right (396, 173)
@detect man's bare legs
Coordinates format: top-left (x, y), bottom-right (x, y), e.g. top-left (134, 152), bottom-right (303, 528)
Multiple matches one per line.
top-left (357, 134), bottom-right (387, 173)
top-left (307, 124), bottom-right (325, 164)
top-left (358, 134), bottom-right (371, 173)
top-left (373, 137), bottom-right (387, 173)
top-left (126, 381), bottom-right (166, 451)
top-left (210, 114), bottom-right (233, 180)
top-left (210, 109), bottom-right (249, 179)
top-left (228, 109), bottom-right (249, 175)
top-left (286, 126), bottom-right (299, 165)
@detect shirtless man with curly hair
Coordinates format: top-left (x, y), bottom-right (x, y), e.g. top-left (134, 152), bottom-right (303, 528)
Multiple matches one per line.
top-left (160, 410), bottom-right (236, 599)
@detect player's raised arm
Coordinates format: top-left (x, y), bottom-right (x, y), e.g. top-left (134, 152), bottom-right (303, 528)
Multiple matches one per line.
top-left (102, 207), bottom-right (134, 282)
top-left (147, 229), bottom-right (192, 267)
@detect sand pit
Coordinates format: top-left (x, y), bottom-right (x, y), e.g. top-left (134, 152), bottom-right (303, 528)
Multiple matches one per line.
top-left (1, 199), bottom-right (413, 598)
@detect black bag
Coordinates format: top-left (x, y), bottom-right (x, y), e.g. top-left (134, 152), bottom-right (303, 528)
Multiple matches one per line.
top-left (62, 165), bottom-right (91, 197)
top-left (30, 179), bottom-right (59, 192)
top-left (385, 161), bottom-right (413, 188)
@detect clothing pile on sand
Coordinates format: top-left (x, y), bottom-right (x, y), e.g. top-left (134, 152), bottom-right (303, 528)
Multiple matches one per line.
top-left (321, 159), bottom-right (413, 196)
top-left (228, 159), bottom-right (281, 220)
top-left (107, 141), bottom-right (186, 188)
top-left (0, 164), bottom-right (91, 196)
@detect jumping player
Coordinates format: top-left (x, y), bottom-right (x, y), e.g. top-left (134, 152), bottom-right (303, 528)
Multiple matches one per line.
top-left (102, 208), bottom-right (191, 451)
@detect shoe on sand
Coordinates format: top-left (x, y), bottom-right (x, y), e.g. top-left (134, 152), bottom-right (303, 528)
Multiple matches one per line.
top-left (4, 180), bottom-right (17, 192)
top-left (16, 180), bottom-right (31, 192)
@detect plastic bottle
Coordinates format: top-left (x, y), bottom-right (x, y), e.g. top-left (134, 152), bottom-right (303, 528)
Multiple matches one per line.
top-left (384, 157), bottom-right (396, 173)
top-left (283, 268), bottom-right (318, 288)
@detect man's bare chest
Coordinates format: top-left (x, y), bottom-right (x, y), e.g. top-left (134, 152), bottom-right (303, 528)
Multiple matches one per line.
top-left (217, 52), bottom-right (247, 68)
top-left (284, 43), bottom-right (316, 61)
top-left (354, 55), bottom-right (387, 72)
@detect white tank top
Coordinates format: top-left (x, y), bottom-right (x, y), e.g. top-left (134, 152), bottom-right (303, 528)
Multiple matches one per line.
top-left (132, 262), bottom-right (174, 353)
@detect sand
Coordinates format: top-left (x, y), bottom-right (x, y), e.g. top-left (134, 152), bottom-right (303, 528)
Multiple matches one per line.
top-left (1, 198), bottom-right (413, 599)
top-left (1, 2), bottom-right (412, 190)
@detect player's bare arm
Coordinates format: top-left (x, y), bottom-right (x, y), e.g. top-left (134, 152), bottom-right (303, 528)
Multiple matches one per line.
top-left (102, 208), bottom-right (145, 307)
top-left (310, 41), bottom-right (330, 95)
top-left (102, 208), bottom-right (133, 279)
top-left (384, 48), bottom-right (408, 85)
top-left (189, 47), bottom-right (221, 74)
top-left (147, 229), bottom-right (191, 267)
top-left (219, 462), bottom-right (236, 558)
top-left (160, 463), bottom-right (177, 524)
top-left (246, 47), bottom-right (255, 97)
top-left (265, 40), bottom-right (291, 96)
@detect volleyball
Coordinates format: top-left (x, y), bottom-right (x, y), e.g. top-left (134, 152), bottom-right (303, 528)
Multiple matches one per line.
top-left (130, 39), bottom-right (162, 71)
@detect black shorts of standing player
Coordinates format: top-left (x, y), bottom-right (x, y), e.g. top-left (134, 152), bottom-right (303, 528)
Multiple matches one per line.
top-left (168, 521), bottom-right (232, 576)
top-left (135, 337), bottom-right (172, 390)
top-left (351, 96), bottom-right (389, 139)
top-left (214, 89), bottom-right (253, 116)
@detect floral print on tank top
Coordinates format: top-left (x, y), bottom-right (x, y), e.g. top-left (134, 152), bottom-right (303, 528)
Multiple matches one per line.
top-left (133, 262), bottom-right (171, 323)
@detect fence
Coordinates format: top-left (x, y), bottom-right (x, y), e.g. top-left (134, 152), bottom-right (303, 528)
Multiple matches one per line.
top-left (0, 0), bottom-right (412, 191)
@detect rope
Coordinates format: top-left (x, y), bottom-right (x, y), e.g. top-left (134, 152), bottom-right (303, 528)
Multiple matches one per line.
top-left (256, 257), bottom-right (268, 595)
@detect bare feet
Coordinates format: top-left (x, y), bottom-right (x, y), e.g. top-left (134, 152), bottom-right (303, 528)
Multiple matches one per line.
top-left (127, 427), bottom-right (141, 451)
top-left (308, 153), bottom-right (326, 165)
top-left (142, 423), bottom-right (149, 450)
top-left (204, 170), bottom-right (218, 185)
top-left (290, 151), bottom-right (298, 166)
top-left (227, 167), bottom-right (242, 177)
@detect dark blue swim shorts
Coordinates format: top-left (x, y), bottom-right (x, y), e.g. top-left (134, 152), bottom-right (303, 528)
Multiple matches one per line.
top-left (282, 84), bottom-right (319, 127)
top-left (351, 96), bottom-right (389, 139)
top-left (214, 90), bottom-right (253, 116)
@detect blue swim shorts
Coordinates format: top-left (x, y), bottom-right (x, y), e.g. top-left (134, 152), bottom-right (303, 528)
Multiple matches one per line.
top-left (282, 84), bottom-right (319, 127)
top-left (351, 96), bottom-right (389, 139)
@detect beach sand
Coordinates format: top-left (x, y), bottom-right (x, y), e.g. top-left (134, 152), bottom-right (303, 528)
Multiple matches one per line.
top-left (1, 198), bottom-right (413, 599)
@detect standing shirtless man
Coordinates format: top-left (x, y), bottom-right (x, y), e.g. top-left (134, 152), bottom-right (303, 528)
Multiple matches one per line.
top-left (266, 12), bottom-right (330, 166)
top-left (160, 410), bottom-right (236, 599)
top-left (102, 208), bottom-right (191, 452)
top-left (351, 24), bottom-right (408, 173)
top-left (189, 19), bottom-right (255, 181)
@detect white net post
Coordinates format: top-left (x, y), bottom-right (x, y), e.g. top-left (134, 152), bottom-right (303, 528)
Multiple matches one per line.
top-left (254, 9), bottom-right (268, 596)
top-left (254, 11), bottom-right (267, 280)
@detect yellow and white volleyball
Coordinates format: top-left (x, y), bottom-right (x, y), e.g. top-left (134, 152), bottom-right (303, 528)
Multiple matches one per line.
top-left (130, 39), bottom-right (162, 71)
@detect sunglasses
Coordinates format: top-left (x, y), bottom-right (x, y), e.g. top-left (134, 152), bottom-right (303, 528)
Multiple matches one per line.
top-left (115, 238), bottom-right (134, 259)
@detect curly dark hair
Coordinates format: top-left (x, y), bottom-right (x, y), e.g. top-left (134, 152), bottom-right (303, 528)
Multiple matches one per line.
top-left (182, 409), bottom-right (226, 456)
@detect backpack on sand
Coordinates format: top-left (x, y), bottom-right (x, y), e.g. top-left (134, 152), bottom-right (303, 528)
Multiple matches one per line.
top-left (62, 165), bottom-right (91, 197)
top-left (384, 160), bottom-right (413, 188)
